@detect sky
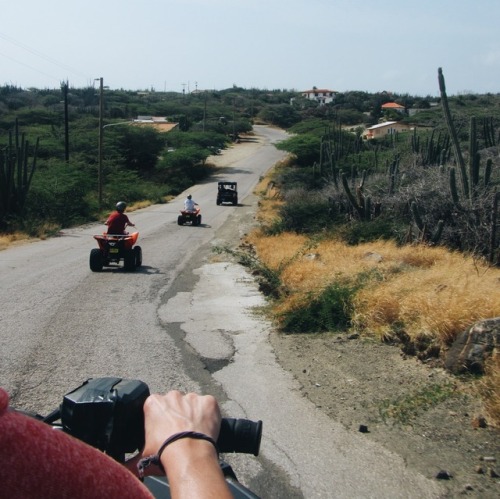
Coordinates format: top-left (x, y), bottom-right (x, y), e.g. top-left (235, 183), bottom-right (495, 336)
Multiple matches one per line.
top-left (1, 0), bottom-right (499, 96)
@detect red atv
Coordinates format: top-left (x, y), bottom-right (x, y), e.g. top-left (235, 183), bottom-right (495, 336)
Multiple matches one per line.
top-left (90, 232), bottom-right (142, 272)
top-left (178, 207), bottom-right (202, 226)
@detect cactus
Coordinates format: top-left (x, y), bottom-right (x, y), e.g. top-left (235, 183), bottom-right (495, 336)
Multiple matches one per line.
top-left (490, 191), bottom-right (500, 264)
top-left (410, 201), bottom-right (444, 244)
top-left (388, 154), bottom-right (400, 195)
top-left (438, 68), bottom-right (469, 199)
top-left (468, 117), bottom-right (480, 198)
top-left (431, 220), bottom-right (445, 245)
top-left (483, 117), bottom-right (497, 148)
top-left (0, 119), bottom-right (39, 226)
top-left (484, 158), bottom-right (492, 187)
top-left (341, 172), bottom-right (366, 219)
top-left (410, 201), bottom-right (425, 234)
top-left (449, 167), bottom-right (460, 204)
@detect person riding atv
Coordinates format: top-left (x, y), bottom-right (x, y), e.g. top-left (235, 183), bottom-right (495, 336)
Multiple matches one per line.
top-left (179, 195), bottom-right (202, 226)
top-left (106, 201), bottom-right (135, 235)
top-left (183, 195), bottom-right (198, 212)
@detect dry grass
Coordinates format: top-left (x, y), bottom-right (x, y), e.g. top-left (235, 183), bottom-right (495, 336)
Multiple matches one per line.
top-left (352, 247), bottom-right (500, 344)
top-left (0, 231), bottom-right (32, 250)
top-left (480, 353), bottom-right (500, 428)
top-left (0, 222), bottom-right (63, 250)
top-left (246, 232), bottom-right (500, 347)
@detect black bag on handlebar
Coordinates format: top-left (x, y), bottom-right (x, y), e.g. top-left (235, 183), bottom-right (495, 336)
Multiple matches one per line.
top-left (60, 377), bottom-right (149, 460)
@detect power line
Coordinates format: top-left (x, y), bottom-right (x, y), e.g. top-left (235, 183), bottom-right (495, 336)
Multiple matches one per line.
top-left (0, 30), bottom-right (88, 81)
top-left (0, 50), bottom-right (61, 83)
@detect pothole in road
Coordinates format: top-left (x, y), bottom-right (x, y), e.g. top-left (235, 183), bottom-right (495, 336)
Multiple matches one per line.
top-left (200, 356), bottom-right (231, 374)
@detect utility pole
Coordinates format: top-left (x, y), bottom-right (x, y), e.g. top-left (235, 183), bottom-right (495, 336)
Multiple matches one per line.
top-left (62, 81), bottom-right (69, 163)
top-left (97, 77), bottom-right (104, 210)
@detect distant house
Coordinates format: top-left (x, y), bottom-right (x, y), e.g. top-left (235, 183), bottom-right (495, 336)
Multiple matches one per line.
top-left (365, 121), bottom-right (412, 139)
top-left (381, 102), bottom-right (405, 113)
top-left (301, 88), bottom-right (336, 105)
top-left (133, 116), bottom-right (178, 133)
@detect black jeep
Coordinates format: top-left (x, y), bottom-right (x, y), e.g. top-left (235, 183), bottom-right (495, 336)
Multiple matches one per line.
top-left (216, 181), bottom-right (238, 206)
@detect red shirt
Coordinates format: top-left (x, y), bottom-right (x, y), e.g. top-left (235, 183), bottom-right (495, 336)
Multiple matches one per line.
top-left (0, 388), bottom-right (152, 498)
top-left (106, 211), bottom-right (131, 234)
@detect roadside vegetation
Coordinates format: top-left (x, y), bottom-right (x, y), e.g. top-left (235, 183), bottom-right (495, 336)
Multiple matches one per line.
top-left (239, 70), bottom-right (500, 426)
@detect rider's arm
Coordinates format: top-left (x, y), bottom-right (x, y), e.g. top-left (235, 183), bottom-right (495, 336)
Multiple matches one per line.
top-left (142, 391), bottom-right (232, 499)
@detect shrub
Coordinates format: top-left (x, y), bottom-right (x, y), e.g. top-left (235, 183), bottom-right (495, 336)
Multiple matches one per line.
top-left (279, 282), bottom-right (356, 333)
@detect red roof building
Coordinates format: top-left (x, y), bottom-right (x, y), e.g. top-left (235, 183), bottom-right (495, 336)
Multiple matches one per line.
top-left (381, 102), bottom-right (405, 111)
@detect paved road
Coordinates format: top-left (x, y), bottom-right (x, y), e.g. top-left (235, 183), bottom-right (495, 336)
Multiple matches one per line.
top-left (0, 125), bottom-right (444, 498)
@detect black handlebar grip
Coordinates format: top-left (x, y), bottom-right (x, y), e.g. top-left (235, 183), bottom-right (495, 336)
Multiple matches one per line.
top-left (217, 418), bottom-right (262, 456)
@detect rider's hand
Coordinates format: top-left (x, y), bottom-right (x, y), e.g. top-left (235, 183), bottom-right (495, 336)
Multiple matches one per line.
top-left (142, 391), bottom-right (221, 457)
top-left (142, 391), bottom-right (231, 499)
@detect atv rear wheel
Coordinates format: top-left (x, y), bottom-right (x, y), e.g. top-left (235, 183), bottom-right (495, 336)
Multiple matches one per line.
top-left (124, 249), bottom-right (136, 271)
top-left (196, 214), bottom-right (202, 225)
top-left (134, 246), bottom-right (142, 268)
top-left (177, 215), bottom-right (184, 225)
top-left (89, 248), bottom-right (103, 272)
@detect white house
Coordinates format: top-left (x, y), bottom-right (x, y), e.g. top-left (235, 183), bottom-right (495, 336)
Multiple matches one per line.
top-left (301, 88), bottom-right (336, 105)
top-left (365, 121), bottom-right (412, 139)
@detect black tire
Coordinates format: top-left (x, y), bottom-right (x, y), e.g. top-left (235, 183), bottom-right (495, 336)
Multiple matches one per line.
top-left (134, 246), bottom-right (142, 268)
top-left (89, 248), bottom-right (103, 272)
top-left (177, 215), bottom-right (184, 225)
top-left (124, 249), bottom-right (136, 271)
top-left (233, 196), bottom-right (238, 206)
top-left (196, 214), bottom-right (202, 225)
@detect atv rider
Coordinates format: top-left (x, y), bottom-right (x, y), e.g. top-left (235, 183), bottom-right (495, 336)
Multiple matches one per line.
top-left (184, 194), bottom-right (198, 212)
top-left (106, 201), bottom-right (135, 235)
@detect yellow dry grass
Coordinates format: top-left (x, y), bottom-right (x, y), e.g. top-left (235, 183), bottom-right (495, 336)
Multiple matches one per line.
top-left (247, 232), bottom-right (500, 346)
top-left (0, 231), bottom-right (31, 250)
top-left (480, 353), bottom-right (500, 428)
top-left (352, 248), bottom-right (500, 343)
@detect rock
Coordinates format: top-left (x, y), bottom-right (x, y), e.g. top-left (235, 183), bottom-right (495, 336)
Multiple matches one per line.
top-left (471, 415), bottom-right (488, 428)
top-left (435, 469), bottom-right (453, 480)
top-left (488, 467), bottom-right (500, 478)
top-left (363, 251), bottom-right (383, 263)
top-left (303, 253), bottom-right (320, 261)
top-left (444, 317), bottom-right (500, 374)
top-left (358, 425), bottom-right (369, 433)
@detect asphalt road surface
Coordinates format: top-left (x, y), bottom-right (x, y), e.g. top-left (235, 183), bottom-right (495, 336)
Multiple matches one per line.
top-left (0, 125), bottom-right (444, 498)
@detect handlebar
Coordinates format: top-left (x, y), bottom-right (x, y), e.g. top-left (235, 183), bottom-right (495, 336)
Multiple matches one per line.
top-left (40, 377), bottom-right (262, 463)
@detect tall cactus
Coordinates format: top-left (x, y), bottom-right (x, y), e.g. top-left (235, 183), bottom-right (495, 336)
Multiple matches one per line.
top-left (0, 119), bottom-right (39, 225)
top-left (490, 191), bottom-right (500, 264)
top-left (438, 68), bottom-right (470, 200)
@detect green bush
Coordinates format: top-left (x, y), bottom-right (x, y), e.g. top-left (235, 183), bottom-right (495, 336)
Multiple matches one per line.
top-left (337, 218), bottom-right (402, 245)
top-left (278, 196), bottom-right (335, 234)
top-left (279, 282), bottom-right (356, 333)
top-left (24, 159), bottom-right (94, 227)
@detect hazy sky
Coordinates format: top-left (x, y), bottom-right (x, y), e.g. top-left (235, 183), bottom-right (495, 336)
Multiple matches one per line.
top-left (1, 0), bottom-right (499, 96)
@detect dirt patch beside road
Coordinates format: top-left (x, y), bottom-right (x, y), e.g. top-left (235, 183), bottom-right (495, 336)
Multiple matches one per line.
top-left (269, 332), bottom-right (500, 498)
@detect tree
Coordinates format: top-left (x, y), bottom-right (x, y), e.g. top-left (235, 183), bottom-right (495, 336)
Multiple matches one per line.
top-left (257, 104), bottom-right (301, 128)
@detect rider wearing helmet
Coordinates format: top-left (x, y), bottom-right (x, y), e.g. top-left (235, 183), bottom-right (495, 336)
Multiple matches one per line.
top-left (106, 201), bottom-right (135, 234)
top-left (184, 194), bottom-right (198, 212)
